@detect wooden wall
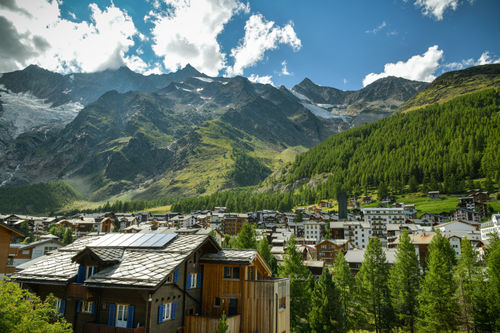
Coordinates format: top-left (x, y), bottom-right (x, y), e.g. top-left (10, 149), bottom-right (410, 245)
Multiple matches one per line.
top-left (185, 314), bottom-right (240, 333)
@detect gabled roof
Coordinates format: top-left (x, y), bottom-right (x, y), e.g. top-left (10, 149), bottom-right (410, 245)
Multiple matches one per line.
top-left (200, 248), bottom-right (273, 277)
top-left (0, 223), bottom-right (24, 237)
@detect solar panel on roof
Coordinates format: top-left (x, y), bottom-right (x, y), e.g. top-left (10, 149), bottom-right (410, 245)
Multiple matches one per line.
top-left (88, 233), bottom-right (177, 248)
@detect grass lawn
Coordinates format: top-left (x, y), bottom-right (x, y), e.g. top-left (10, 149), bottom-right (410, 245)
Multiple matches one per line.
top-left (146, 205), bottom-right (172, 214)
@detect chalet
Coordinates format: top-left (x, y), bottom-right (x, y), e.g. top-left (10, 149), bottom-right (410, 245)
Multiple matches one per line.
top-left (222, 214), bottom-right (248, 236)
top-left (9, 236), bottom-right (63, 267)
top-left (195, 249), bottom-right (290, 333)
top-left (344, 248), bottom-right (397, 274)
top-left (397, 232), bottom-right (435, 266)
top-left (303, 260), bottom-right (324, 278)
top-left (452, 208), bottom-right (481, 226)
top-left (444, 231), bottom-right (482, 256)
top-left (314, 239), bottom-right (351, 265)
top-left (420, 212), bottom-right (449, 225)
top-left (428, 191), bottom-right (440, 199)
top-left (57, 218), bottom-right (97, 237)
top-left (319, 200), bottom-right (332, 208)
top-left (14, 233), bottom-right (289, 333)
top-left (0, 223), bottom-right (24, 276)
top-left (466, 189), bottom-right (489, 203)
top-left (458, 195), bottom-right (489, 217)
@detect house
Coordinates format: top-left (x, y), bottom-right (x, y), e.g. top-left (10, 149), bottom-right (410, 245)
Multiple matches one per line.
top-left (344, 248), bottom-right (397, 274)
top-left (13, 233), bottom-right (289, 333)
top-left (194, 249), bottom-right (290, 333)
top-left (362, 195), bottom-right (373, 204)
top-left (222, 214), bottom-right (248, 236)
top-left (397, 232), bottom-right (435, 266)
top-left (481, 214), bottom-right (500, 240)
top-left (386, 224), bottom-right (430, 248)
top-left (436, 221), bottom-right (478, 233)
top-left (57, 218), bottom-right (97, 237)
top-left (466, 189), bottom-right (489, 203)
top-left (319, 201), bottom-right (332, 208)
top-left (303, 220), bottom-right (326, 243)
top-left (428, 191), bottom-right (440, 199)
top-left (303, 260), bottom-right (324, 278)
top-left (443, 231), bottom-right (482, 256)
top-left (458, 195), bottom-right (489, 217)
top-left (420, 213), bottom-right (449, 225)
top-left (9, 236), bottom-right (63, 267)
top-left (0, 223), bottom-right (24, 276)
top-left (332, 221), bottom-right (372, 249)
top-left (452, 208), bottom-right (481, 226)
top-left (314, 239), bottom-right (351, 265)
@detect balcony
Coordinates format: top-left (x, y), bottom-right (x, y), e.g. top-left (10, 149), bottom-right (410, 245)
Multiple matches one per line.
top-left (185, 314), bottom-right (240, 333)
top-left (84, 323), bottom-right (145, 333)
top-left (65, 283), bottom-right (88, 298)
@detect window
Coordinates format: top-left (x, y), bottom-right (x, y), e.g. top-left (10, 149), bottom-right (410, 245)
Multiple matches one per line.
top-left (44, 246), bottom-right (57, 255)
top-left (7, 257), bottom-right (13, 266)
top-left (82, 301), bottom-right (94, 313)
top-left (162, 303), bottom-right (172, 321)
top-left (85, 266), bottom-right (96, 279)
top-left (214, 297), bottom-right (221, 307)
top-left (223, 267), bottom-right (240, 280)
top-left (22, 250), bottom-right (30, 255)
top-left (279, 296), bottom-right (286, 310)
top-left (189, 273), bottom-right (197, 289)
top-left (54, 298), bottom-right (62, 311)
top-left (116, 304), bottom-right (128, 326)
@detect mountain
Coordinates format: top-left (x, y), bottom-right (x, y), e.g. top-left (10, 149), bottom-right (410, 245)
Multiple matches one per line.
top-left (0, 65), bottom-right (428, 205)
top-left (398, 64), bottom-right (500, 112)
top-left (269, 84), bottom-right (499, 193)
top-left (0, 64), bottom-right (205, 155)
top-left (291, 76), bottom-right (427, 126)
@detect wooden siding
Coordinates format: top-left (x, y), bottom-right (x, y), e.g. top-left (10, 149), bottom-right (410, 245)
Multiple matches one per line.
top-left (185, 314), bottom-right (240, 333)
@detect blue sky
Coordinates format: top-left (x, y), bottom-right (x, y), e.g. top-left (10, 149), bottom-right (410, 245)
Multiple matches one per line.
top-left (1, 0), bottom-right (499, 90)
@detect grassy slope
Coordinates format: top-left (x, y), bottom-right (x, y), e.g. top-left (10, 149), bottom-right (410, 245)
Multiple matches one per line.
top-left (398, 64), bottom-right (500, 113)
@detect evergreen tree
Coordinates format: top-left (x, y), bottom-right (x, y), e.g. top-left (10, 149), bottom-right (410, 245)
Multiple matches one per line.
top-left (280, 235), bottom-right (312, 331)
top-left (484, 234), bottom-right (500, 331)
top-left (308, 268), bottom-right (344, 333)
top-left (294, 210), bottom-right (303, 222)
top-left (214, 311), bottom-right (229, 333)
top-left (257, 238), bottom-right (278, 275)
top-left (323, 227), bottom-right (331, 240)
top-left (389, 230), bottom-right (420, 333)
top-left (455, 237), bottom-right (480, 332)
top-left (377, 183), bottom-right (389, 201)
top-left (417, 232), bottom-right (459, 332)
top-left (332, 252), bottom-right (354, 331)
top-left (235, 223), bottom-right (257, 249)
top-left (356, 237), bottom-right (394, 332)
top-left (62, 228), bottom-right (73, 244)
top-left (408, 175), bottom-right (419, 193)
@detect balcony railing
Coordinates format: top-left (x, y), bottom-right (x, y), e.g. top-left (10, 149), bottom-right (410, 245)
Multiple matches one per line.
top-left (185, 314), bottom-right (240, 333)
top-left (84, 323), bottom-right (145, 333)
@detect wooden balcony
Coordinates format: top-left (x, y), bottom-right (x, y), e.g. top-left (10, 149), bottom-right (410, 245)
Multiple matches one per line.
top-left (84, 323), bottom-right (145, 333)
top-left (65, 283), bottom-right (88, 298)
top-left (185, 314), bottom-right (240, 333)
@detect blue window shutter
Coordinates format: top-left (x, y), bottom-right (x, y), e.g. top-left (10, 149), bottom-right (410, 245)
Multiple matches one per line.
top-left (76, 265), bottom-right (85, 283)
top-left (172, 302), bottom-right (177, 320)
top-left (174, 269), bottom-right (179, 283)
top-left (126, 305), bottom-right (135, 328)
top-left (76, 301), bottom-right (81, 313)
top-left (197, 272), bottom-right (201, 288)
top-left (186, 273), bottom-right (191, 290)
top-left (91, 302), bottom-right (96, 314)
top-left (108, 304), bottom-right (116, 326)
top-left (59, 300), bottom-right (66, 315)
top-left (158, 305), bottom-right (164, 324)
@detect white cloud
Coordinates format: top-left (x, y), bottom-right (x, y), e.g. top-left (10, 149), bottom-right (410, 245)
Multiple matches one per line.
top-left (281, 60), bottom-right (290, 75)
top-left (68, 11), bottom-right (76, 20)
top-left (148, 0), bottom-right (249, 76)
top-left (365, 21), bottom-right (386, 34)
top-left (248, 73), bottom-right (273, 85)
top-left (363, 45), bottom-right (444, 87)
top-left (226, 13), bottom-right (301, 76)
top-left (443, 51), bottom-right (500, 70)
top-left (0, 1), bottom-right (148, 73)
top-left (343, 78), bottom-right (347, 85)
top-left (410, 0), bottom-right (473, 20)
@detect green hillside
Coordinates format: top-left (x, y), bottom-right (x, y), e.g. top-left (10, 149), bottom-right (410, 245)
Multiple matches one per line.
top-left (281, 88), bottom-right (500, 191)
top-left (398, 64), bottom-right (500, 112)
top-left (0, 181), bottom-right (81, 214)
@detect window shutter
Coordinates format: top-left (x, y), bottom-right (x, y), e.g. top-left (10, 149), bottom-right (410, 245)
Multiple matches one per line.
top-left (60, 300), bottom-right (66, 315)
top-left (186, 273), bottom-right (191, 290)
top-left (76, 265), bottom-right (85, 283)
top-left (172, 302), bottom-right (177, 320)
top-left (126, 305), bottom-right (135, 329)
top-left (76, 301), bottom-right (81, 313)
top-left (174, 269), bottom-right (179, 283)
top-left (197, 272), bottom-right (201, 288)
top-left (158, 304), bottom-right (164, 324)
top-left (91, 302), bottom-right (96, 314)
top-left (108, 304), bottom-right (116, 326)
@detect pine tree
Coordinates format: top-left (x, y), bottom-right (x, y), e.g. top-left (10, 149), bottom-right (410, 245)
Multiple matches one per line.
top-left (235, 223), bottom-right (256, 249)
top-left (62, 228), bottom-right (73, 244)
top-left (408, 175), bottom-right (418, 193)
top-left (332, 252), bottom-right (354, 331)
top-left (455, 237), bottom-right (479, 332)
top-left (214, 311), bottom-right (229, 333)
top-left (257, 238), bottom-right (278, 275)
top-left (280, 235), bottom-right (312, 331)
top-left (355, 237), bottom-right (394, 332)
top-left (309, 268), bottom-right (344, 333)
top-left (377, 183), bottom-right (389, 201)
top-left (417, 232), bottom-right (459, 332)
top-left (484, 234), bottom-right (500, 331)
top-left (389, 230), bottom-right (420, 333)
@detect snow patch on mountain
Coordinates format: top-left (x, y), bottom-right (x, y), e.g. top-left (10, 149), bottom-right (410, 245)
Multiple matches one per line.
top-left (0, 87), bottom-right (83, 137)
top-left (290, 89), bottom-right (312, 102)
top-left (195, 77), bottom-right (213, 83)
top-left (301, 103), bottom-right (348, 120)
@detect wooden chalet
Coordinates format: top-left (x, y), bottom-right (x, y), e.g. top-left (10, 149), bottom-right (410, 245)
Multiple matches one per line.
top-left (0, 223), bottom-right (24, 275)
top-left (314, 239), bottom-right (351, 265)
top-left (14, 233), bottom-right (289, 333)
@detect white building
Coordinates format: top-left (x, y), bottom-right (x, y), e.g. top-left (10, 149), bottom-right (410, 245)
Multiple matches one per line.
top-left (443, 231), bottom-right (482, 256)
top-left (330, 221), bottom-right (372, 249)
top-left (362, 208), bottom-right (405, 245)
top-left (304, 221), bottom-right (325, 243)
top-left (437, 221), bottom-right (477, 233)
top-left (9, 237), bottom-right (64, 267)
top-left (481, 214), bottom-right (500, 240)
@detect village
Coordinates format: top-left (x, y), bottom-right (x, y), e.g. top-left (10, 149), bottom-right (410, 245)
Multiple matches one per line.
top-left (0, 187), bottom-right (498, 332)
